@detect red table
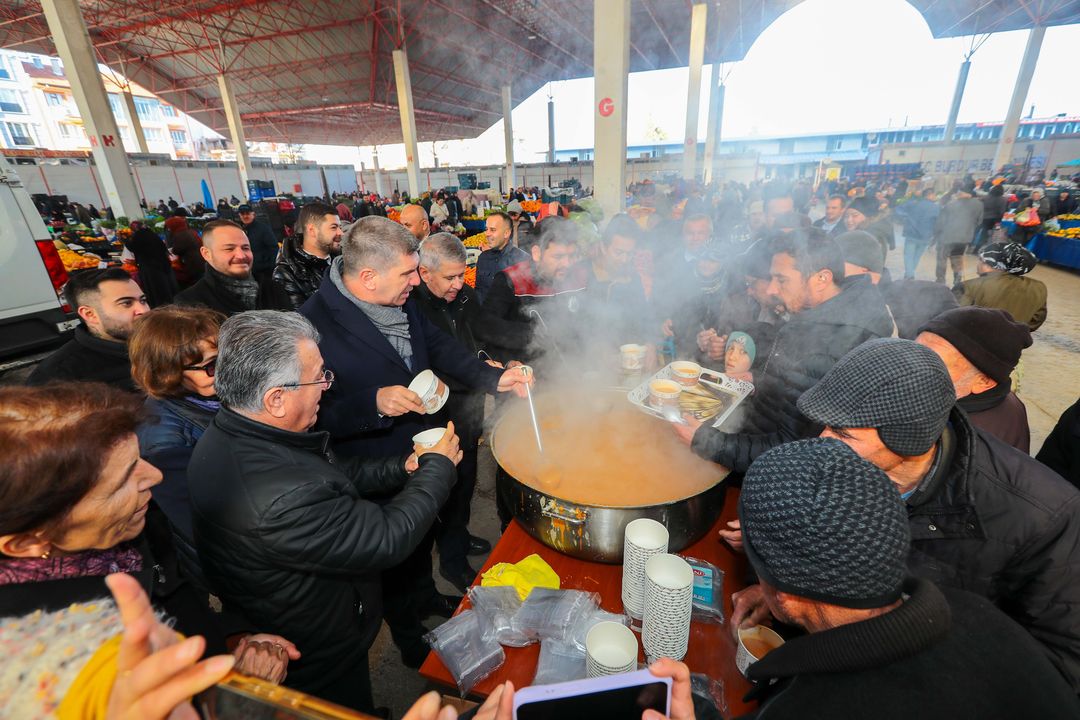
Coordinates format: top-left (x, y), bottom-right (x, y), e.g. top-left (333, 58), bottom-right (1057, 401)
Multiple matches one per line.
top-left (420, 485), bottom-right (754, 717)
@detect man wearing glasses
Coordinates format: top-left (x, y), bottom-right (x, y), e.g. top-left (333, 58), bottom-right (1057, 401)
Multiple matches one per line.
top-left (188, 310), bottom-right (463, 713)
top-left (28, 267), bottom-right (150, 391)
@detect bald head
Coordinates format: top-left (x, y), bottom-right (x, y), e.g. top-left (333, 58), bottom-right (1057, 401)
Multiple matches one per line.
top-left (400, 204), bottom-right (430, 242)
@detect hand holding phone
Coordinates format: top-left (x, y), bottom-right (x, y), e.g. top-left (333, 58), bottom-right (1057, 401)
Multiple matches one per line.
top-left (512, 669), bottom-right (672, 720)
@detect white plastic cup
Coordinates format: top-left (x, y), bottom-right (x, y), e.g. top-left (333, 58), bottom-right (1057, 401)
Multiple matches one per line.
top-left (621, 519), bottom-right (670, 621)
top-left (670, 361), bottom-right (702, 386)
top-left (585, 621), bottom-right (639, 677)
top-left (408, 369), bottom-right (449, 414)
top-left (412, 427), bottom-right (447, 449)
top-left (641, 554), bottom-right (694, 662)
top-left (735, 625), bottom-right (785, 676)
top-left (620, 344), bottom-right (647, 371)
top-left (648, 379), bottom-right (681, 409)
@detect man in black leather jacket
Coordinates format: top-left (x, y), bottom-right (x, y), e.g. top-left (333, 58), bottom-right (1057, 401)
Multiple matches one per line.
top-left (273, 202), bottom-right (342, 308)
top-left (674, 229), bottom-right (893, 472)
top-left (188, 310), bottom-right (461, 713)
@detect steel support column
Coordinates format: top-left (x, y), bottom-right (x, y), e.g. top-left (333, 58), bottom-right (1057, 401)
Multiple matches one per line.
top-left (547, 96), bottom-right (555, 164)
top-left (41, 0), bottom-right (140, 217)
top-left (120, 88), bottom-right (149, 154)
top-left (502, 84), bottom-right (515, 192)
top-left (943, 60), bottom-right (971, 145)
top-left (392, 48), bottom-right (421, 199)
top-left (682, 2), bottom-right (707, 181)
top-left (992, 26), bottom-right (1045, 173)
top-left (373, 146), bottom-right (385, 197)
top-left (593, 0), bottom-right (630, 222)
top-left (217, 73), bottom-right (252, 192)
top-left (702, 64), bottom-right (725, 184)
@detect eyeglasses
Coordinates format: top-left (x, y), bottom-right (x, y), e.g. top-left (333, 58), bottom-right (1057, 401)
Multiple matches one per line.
top-left (282, 369), bottom-right (334, 390)
top-left (183, 357), bottom-right (217, 377)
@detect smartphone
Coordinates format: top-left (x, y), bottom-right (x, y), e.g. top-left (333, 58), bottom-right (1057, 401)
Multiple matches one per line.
top-left (196, 674), bottom-right (372, 720)
top-left (512, 669), bottom-right (672, 720)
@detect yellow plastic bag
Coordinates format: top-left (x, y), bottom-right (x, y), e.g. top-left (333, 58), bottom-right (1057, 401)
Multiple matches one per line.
top-left (480, 553), bottom-right (560, 600)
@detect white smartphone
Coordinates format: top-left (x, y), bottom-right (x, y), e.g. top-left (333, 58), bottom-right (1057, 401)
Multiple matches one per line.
top-left (512, 669), bottom-right (672, 720)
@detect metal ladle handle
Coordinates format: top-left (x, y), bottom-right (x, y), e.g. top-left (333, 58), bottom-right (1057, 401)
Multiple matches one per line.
top-left (521, 365), bottom-right (544, 455)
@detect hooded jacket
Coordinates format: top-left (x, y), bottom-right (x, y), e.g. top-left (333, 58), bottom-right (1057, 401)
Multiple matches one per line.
top-left (904, 408), bottom-right (1080, 692)
top-left (691, 275), bottom-right (893, 472)
top-left (273, 234), bottom-right (334, 309)
top-left (26, 326), bottom-right (137, 392)
top-left (187, 407), bottom-right (455, 699)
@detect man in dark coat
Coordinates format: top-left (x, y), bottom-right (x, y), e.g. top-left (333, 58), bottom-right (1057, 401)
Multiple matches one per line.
top-left (579, 213), bottom-right (651, 350)
top-left (298, 216), bottom-right (530, 666)
top-left (474, 211), bottom-right (528, 303)
top-left (1039, 398), bottom-right (1080, 492)
top-left (934, 186), bottom-right (982, 285)
top-left (27, 268), bottom-right (149, 391)
top-left (123, 221), bottom-right (178, 307)
top-left (917, 306), bottom-right (1032, 452)
top-left (728, 437), bottom-right (1078, 719)
top-left (675, 229), bottom-right (893, 473)
top-left (843, 195), bottom-right (894, 263)
top-left (237, 203), bottom-right (280, 283)
top-left (273, 202), bottom-right (342, 308)
top-left (751, 338), bottom-right (1080, 693)
top-left (175, 220), bottom-right (291, 316)
top-left (653, 213), bottom-right (713, 340)
top-left (810, 194), bottom-right (846, 238)
top-left (188, 311), bottom-right (460, 713)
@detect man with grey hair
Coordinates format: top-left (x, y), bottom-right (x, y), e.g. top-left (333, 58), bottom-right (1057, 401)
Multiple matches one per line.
top-left (299, 216), bottom-right (531, 665)
top-left (188, 310), bottom-right (462, 713)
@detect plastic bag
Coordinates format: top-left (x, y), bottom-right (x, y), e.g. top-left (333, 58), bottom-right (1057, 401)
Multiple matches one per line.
top-left (424, 610), bottom-right (505, 696)
top-left (467, 585), bottom-right (533, 647)
top-left (682, 556), bottom-right (725, 624)
top-left (480, 553), bottom-right (560, 600)
top-left (512, 588), bottom-right (600, 642)
top-left (533, 638), bottom-right (587, 686)
top-left (566, 608), bottom-right (631, 652)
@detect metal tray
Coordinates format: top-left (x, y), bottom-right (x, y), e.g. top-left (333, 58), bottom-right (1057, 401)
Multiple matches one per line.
top-left (627, 363), bottom-right (753, 429)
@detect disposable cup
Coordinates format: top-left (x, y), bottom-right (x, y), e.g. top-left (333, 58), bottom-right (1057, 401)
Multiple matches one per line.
top-left (641, 554), bottom-right (694, 662)
top-left (585, 621), bottom-right (639, 677)
top-left (620, 344), bottom-right (647, 371)
top-left (670, 361), bottom-right (702, 386)
top-left (648, 379), bottom-right (681, 409)
top-left (735, 625), bottom-right (785, 676)
top-left (412, 427), bottom-right (447, 449)
top-left (622, 519), bottom-right (670, 620)
top-left (408, 369), bottom-right (449, 414)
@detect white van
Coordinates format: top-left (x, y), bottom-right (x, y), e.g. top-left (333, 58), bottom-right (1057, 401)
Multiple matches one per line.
top-left (0, 167), bottom-right (78, 358)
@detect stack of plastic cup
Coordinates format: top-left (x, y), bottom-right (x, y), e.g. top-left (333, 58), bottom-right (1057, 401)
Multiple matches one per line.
top-left (641, 553), bottom-right (694, 662)
top-left (621, 519), bottom-right (670, 622)
top-left (585, 621), bottom-right (639, 677)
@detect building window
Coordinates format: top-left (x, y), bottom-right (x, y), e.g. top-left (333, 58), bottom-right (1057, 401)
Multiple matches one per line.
top-left (143, 126), bottom-right (163, 141)
top-left (0, 57), bottom-right (10, 80)
top-left (6, 121), bottom-right (34, 146)
top-left (44, 92), bottom-right (63, 107)
top-left (107, 93), bottom-right (123, 117)
top-left (57, 123), bottom-right (75, 138)
top-left (161, 104), bottom-right (176, 117)
top-left (133, 97), bottom-right (160, 121)
top-left (170, 129), bottom-right (186, 144)
top-left (0, 88), bottom-right (23, 113)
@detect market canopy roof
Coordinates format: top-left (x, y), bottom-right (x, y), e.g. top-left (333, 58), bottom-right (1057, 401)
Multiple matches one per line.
top-left (0, 0), bottom-right (1076, 147)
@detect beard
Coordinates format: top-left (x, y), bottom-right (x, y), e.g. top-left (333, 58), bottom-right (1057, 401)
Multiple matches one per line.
top-left (100, 315), bottom-right (134, 341)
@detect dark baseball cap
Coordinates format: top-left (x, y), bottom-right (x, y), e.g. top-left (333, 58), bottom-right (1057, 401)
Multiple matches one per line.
top-left (237, 204), bottom-right (253, 213)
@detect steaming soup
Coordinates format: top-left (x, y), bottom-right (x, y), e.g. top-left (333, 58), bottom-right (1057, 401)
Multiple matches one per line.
top-left (493, 390), bottom-right (727, 507)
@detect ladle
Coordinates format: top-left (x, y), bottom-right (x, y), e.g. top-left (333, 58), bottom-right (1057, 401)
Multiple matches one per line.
top-left (520, 365), bottom-right (545, 454)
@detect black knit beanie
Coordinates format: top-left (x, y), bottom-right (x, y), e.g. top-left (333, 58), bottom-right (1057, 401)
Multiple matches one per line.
top-left (740, 438), bottom-right (910, 609)
top-left (919, 307), bottom-right (1032, 385)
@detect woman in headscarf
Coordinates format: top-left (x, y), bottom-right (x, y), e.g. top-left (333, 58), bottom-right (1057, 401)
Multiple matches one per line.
top-left (955, 242), bottom-right (1047, 331)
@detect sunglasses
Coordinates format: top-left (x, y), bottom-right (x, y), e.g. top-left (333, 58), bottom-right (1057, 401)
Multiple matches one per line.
top-left (183, 357), bottom-right (217, 377)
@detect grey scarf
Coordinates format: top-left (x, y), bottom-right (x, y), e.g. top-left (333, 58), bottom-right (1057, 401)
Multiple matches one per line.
top-left (330, 257), bottom-right (413, 370)
top-left (207, 265), bottom-right (258, 310)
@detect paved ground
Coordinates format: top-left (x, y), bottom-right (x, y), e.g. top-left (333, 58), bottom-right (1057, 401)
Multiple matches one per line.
top-left (3, 230), bottom-right (1078, 717)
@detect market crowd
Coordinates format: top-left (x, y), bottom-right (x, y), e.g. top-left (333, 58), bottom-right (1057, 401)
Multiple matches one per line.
top-left (4, 171), bottom-right (1080, 720)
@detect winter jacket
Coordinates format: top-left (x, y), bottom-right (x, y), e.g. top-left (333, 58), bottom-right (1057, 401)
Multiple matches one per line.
top-left (958, 383), bottom-right (1030, 453)
top-left (741, 579), bottom-right (1079, 720)
top-left (26, 326), bottom-right (137, 392)
top-left (955, 272), bottom-right (1048, 331)
top-left (894, 197), bottom-right (940, 242)
top-left (273, 234), bottom-right (334, 309)
top-left (879, 276), bottom-right (958, 339)
top-left (299, 269), bottom-right (503, 458)
top-left (136, 396), bottom-right (216, 578)
top-left (175, 266), bottom-right (292, 317)
top-left (579, 259), bottom-right (651, 350)
top-left (169, 227), bottom-right (205, 283)
top-left (981, 193), bottom-right (1008, 222)
top-left (187, 407), bottom-right (455, 699)
top-left (240, 217), bottom-right (280, 275)
top-left (475, 243), bottom-right (529, 303)
top-left (935, 197), bottom-right (982, 247)
top-left (123, 227), bottom-right (178, 307)
top-left (905, 408), bottom-right (1080, 691)
top-left (1038, 397), bottom-right (1080, 493)
top-left (691, 275), bottom-right (893, 472)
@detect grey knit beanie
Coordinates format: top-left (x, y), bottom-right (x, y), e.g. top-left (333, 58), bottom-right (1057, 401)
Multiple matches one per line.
top-left (740, 437), bottom-right (910, 609)
top-left (797, 338), bottom-right (955, 456)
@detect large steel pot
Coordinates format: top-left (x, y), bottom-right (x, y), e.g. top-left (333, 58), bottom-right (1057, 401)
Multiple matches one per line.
top-left (490, 390), bottom-right (729, 564)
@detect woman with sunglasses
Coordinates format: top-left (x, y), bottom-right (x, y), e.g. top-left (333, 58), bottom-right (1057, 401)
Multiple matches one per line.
top-left (129, 305), bottom-right (225, 571)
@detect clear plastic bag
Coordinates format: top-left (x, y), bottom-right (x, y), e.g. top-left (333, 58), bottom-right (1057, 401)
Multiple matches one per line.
top-left (532, 638), bottom-right (587, 685)
top-left (468, 585), bottom-right (533, 647)
top-left (682, 556), bottom-right (725, 624)
top-left (511, 588), bottom-right (600, 642)
top-left (424, 610), bottom-right (505, 696)
top-left (566, 607), bottom-right (631, 652)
